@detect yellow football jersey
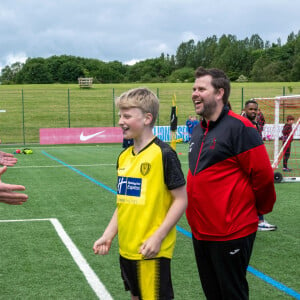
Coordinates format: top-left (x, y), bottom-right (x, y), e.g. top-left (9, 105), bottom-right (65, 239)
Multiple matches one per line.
top-left (116, 137), bottom-right (185, 260)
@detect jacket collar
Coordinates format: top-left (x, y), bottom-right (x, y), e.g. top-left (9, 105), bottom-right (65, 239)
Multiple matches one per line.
top-left (201, 105), bottom-right (229, 129)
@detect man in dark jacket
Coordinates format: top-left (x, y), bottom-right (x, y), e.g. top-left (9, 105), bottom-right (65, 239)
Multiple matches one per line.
top-left (186, 67), bottom-right (276, 300)
top-left (244, 99), bottom-right (277, 231)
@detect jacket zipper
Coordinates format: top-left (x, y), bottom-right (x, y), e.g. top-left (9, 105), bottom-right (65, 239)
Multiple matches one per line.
top-left (193, 123), bottom-right (209, 176)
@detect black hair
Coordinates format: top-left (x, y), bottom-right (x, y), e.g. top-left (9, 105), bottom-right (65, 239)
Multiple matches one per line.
top-left (245, 99), bottom-right (258, 108)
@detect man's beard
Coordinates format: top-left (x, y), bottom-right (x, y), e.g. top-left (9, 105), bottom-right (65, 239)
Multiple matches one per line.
top-left (246, 114), bottom-right (256, 121)
top-left (198, 98), bottom-right (218, 119)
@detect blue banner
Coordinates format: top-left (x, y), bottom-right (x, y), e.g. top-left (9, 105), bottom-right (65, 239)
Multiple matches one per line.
top-left (153, 125), bottom-right (189, 142)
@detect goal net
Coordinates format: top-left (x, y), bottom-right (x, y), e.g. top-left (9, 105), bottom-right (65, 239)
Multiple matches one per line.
top-left (254, 95), bottom-right (300, 183)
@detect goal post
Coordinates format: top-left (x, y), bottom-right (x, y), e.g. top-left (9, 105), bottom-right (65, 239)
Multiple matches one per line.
top-left (254, 95), bottom-right (300, 182)
top-left (272, 117), bottom-right (300, 169)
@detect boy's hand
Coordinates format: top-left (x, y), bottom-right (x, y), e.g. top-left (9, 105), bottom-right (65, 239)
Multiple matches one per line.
top-left (93, 237), bottom-right (112, 255)
top-left (139, 234), bottom-right (163, 259)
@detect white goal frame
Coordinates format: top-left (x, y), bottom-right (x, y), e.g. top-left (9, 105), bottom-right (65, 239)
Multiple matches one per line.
top-left (255, 95), bottom-right (300, 182)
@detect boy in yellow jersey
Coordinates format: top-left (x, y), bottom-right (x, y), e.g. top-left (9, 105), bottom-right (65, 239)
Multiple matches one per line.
top-left (93, 88), bottom-right (187, 300)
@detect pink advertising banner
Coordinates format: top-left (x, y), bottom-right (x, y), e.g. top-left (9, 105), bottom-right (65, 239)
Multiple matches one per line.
top-left (40, 127), bottom-right (123, 144)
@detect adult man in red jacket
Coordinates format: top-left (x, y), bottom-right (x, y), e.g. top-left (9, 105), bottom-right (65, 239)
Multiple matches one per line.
top-left (186, 67), bottom-right (276, 300)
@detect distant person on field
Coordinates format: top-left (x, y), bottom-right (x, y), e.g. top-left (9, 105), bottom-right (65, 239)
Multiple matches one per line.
top-left (244, 100), bottom-right (277, 231)
top-left (244, 100), bottom-right (262, 135)
top-left (186, 115), bottom-right (193, 142)
top-left (282, 115), bottom-right (295, 172)
top-left (192, 116), bottom-right (199, 129)
top-left (93, 88), bottom-right (187, 300)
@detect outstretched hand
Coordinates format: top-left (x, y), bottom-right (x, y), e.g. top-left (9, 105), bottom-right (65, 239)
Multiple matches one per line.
top-left (0, 151), bottom-right (18, 167)
top-left (0, 166), bottom-right (28, 205)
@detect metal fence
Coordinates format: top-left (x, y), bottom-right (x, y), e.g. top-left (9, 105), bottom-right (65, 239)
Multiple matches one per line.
top-left (0, 85), bottom-right (299, 145)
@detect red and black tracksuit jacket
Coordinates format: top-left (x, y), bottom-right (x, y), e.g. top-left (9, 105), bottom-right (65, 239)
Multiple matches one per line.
top-left (186, 106), bottom-right (276, 241)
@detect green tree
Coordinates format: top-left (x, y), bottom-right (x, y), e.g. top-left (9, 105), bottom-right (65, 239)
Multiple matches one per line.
top-left (106, 61), bottom-right (128, 83)
top-left (175, 40), bottom-right (196, 68)
top-left (168, 67), bottom-right (194, 82)
top-left (46, 55), bottom-right (69, 82)
top-left (126, 56), bottom-right (173, 82)
top-left (17, 58), bottom-right (52, 83)
top-left (290, 55), bottom-right (300, 81)
top-left (287, 32), bottom-right (295, 43)
top-left (1, 32), bottom-right (299, 84)
top-left (250, 56), bottom-right (271, 81)
top-left (212, 34), bottom-right (237, 71)
top-left (249, 34), bottom-right (264, 50)
top-left (0, 62), bottom-right (24, 84)
top-left (57, 61), bottom-right (84, 83)
top-left (0, 66), bottom-right (13, 84)
top-left (198, 35), bottom-right (218, 68)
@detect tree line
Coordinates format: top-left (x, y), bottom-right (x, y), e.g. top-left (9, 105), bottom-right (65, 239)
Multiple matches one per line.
top-left (1, 31), bottom-right (300, 84)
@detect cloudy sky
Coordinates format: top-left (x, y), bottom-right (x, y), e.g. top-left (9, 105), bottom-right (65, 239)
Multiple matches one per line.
top-left (0, 0), bottom-right (299, 71)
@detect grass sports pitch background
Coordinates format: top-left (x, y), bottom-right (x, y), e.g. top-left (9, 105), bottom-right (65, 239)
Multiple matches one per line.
top-left (0, 143), bottom-right (299, 299)
top-left (0, 81), bottom-right (300, 144)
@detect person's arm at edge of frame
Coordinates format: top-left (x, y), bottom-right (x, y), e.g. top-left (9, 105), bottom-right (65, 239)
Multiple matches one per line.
top-left (139, 185), bottom-right (187, 259)
top-left (0, 151), bottom-right (18, 167)
top-left (93, 208), bottom-right (118, 255)
top-left (0, 166), bottom-right (28, 205)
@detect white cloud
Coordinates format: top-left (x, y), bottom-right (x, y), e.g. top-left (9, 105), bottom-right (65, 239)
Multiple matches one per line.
top-left (124, 59), bottom-right (141, 66)
top-left (155, 43), bottom-right (170, 53)
top-left (5, 52), bottom-right (27, 65)
top-left (0, 52), bottom-right (27, 73)
top-left (0, 0), bottom-right (299, 66)
top-left (181, 32), bottom-right (199, 42)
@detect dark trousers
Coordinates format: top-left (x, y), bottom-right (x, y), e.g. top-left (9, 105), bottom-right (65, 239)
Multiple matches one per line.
top-left (283, 145), bottom-right (291, 168)
top-left (192, 232), bottom-right (256, 300)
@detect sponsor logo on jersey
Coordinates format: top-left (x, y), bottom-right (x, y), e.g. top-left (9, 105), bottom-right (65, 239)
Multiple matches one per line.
top-left (117, 176), bottom-right (142, 197)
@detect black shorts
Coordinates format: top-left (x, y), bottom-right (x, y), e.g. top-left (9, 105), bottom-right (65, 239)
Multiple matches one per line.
top-left (119, 255), bottom-right (174, 300)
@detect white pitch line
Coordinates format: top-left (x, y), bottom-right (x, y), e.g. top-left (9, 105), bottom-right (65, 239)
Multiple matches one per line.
top-left (50, 218), bottom-right (113, 300)
top-left (0, 218), bottom-right (113, 300)
top-left (0, 218), bottom-right (51, 223)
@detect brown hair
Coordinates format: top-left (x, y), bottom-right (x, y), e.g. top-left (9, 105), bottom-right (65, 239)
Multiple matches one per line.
top-left (287, 115), bottom-right (295, 121)
top-left (195, 67), bottom-right (231, 104)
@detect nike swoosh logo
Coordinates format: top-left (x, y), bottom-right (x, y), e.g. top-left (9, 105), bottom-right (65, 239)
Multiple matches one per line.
top-left (80, 130), bottom-right (105, 141)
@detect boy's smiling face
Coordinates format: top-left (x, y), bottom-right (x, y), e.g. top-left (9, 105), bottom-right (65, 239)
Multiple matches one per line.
top-left (118, 107), bottom-right (148, 140)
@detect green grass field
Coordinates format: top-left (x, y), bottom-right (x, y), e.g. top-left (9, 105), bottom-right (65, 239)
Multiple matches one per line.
top-left (1, 82), bottom-right (300, 144)
top-left (0, 143), bottom-right (299, 299)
